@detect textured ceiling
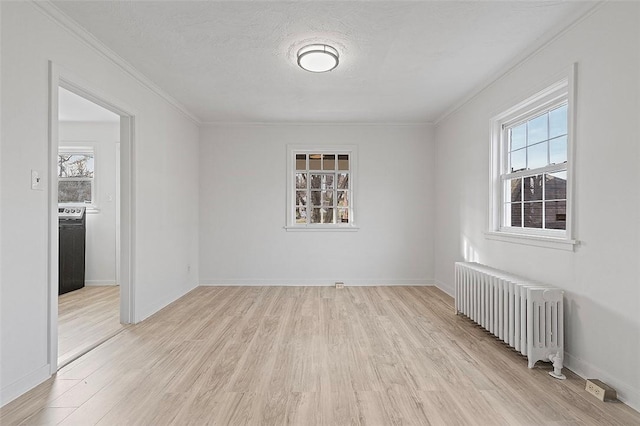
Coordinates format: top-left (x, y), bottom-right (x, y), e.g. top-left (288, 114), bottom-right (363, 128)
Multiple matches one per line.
top-left (51, 1), bottom-right (595, 123)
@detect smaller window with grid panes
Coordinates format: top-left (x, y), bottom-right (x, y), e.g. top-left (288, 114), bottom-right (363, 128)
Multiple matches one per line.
top-left (286, 146), bottom-right (357, 230)
top-left (489, 70), bottom-right (576, 247)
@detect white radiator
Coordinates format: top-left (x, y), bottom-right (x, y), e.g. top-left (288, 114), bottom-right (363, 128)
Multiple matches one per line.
top-left (454, 262), bottom-right (565, 379)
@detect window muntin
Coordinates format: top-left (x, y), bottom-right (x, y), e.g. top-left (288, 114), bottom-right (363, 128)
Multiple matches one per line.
top-left (58, 149), bottom-right (95, 205)
top-left (287, 146), bottom-right (356, 229)
top-left (295, 153), bottom-right (351, 225)
top-left (502, 104), bottom-right (568, 231)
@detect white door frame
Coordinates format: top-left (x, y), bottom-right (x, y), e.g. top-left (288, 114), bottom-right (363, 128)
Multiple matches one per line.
top-left (48, 62), bottom-right (136, 374)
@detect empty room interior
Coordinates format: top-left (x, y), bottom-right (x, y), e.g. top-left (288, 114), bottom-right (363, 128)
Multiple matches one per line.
top-left (1, 1), bottom-right (639, 425)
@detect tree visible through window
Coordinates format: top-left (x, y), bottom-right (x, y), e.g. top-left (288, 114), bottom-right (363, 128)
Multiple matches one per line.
top-left (295, 153), bottom-right (350, 224)
top-left (58, 151), bottom-right (94, 204)
top-left (287, 146), bottom-right (357, 229)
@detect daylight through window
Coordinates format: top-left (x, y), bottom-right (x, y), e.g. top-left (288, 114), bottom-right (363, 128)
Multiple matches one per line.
top-left (58, 149), bottom-right (95, 205)
top-left (295, 153), bottom-right (350, 224)
top-left (489, 71), bottom-right (575, 246)
top-left (503, 104), bottom-right (568, 230)
top-left (287, 146), bottom-right (357, 229)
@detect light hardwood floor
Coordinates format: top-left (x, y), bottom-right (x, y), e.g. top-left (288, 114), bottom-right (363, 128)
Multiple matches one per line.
top-left (2, 286), bottom-right (639, 425)
top-left (58, 285), bottom-right (123, 367)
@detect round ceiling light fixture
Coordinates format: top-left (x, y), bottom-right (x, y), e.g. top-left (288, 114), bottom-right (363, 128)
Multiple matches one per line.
top-left (297, 44), bottom-right (339, 73)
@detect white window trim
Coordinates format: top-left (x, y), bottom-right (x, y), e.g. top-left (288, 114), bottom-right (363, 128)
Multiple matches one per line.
top-left (58, 144), bottom-right (100, 213)
top-left (285, 144), bottom-right (359, 231)
top-left (488, 64), bottom-right (577, 251)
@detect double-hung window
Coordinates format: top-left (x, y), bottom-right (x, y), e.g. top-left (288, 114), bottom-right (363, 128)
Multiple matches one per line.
top-left (489, 68), bottom-right (576, 249)
top-left (286, 145), bottom-right (357, 230)
top-left (58, 147), bottom-right (95, 207)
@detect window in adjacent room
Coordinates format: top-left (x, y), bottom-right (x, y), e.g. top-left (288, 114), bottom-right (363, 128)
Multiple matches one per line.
top-left (286, 146), bottom-right (357, 230)
top-left (58, 147), bottom-right (95, 207)
top-left (488, 67), bottom-right (576, 249)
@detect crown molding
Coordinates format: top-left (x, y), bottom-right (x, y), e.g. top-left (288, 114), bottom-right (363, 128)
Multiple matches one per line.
top-left (200, 121), bottom-right (434, 127)
top-left (434, 1), bottom-right (604, 126)
top-left (29, 0), bottom-right (201, 125)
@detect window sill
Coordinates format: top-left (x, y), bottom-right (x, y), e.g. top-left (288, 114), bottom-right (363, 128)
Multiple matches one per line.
top-left (485, 230), bottom-right (577, 251)
top-left (285, 225), bottom-right (359, 232)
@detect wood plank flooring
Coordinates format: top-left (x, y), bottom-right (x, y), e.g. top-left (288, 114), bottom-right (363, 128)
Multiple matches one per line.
top-left (2, 286), bottom-right (639, 425)
top-left (58, 286), bottom-right (123, 367)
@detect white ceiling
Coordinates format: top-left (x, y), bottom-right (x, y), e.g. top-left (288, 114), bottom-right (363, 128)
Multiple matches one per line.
top-left (59, 87), bottom-right (120, 122)
top-left (52, 1), bottom-right (595, 124)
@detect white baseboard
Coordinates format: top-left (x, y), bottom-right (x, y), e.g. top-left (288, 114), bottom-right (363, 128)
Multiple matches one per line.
top-left (1, 364), bottom-right (51, 407)
top-left (564, 351), bottom-right (639, 412)
top-left (199, 279), bottom-right (435, 287)
top-left (85, 280), bottom-right (117, 286)
top-left (433, 278), bottom-right (454, 297)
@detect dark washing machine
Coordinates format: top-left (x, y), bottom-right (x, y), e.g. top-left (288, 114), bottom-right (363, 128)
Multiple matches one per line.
top-left (59, 206), bottom-right (86, 295)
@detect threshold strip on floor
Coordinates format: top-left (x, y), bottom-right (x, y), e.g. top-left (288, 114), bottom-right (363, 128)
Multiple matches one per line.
top-left (57, 325), bottom-right (130, 370)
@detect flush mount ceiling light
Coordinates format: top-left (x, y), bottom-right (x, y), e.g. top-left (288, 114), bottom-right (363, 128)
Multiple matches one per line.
top-left (297, 44), bottom-right (339, 73)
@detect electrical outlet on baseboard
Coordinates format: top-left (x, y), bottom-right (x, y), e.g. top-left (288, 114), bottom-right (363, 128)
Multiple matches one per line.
top-left (585, 379), bottom-right (617, 402)
top-left (335, 282), bottom-right (344, 289)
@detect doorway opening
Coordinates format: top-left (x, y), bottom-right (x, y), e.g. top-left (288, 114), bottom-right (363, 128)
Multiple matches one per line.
top-left (57, 87), bottom-right (123, 367)
top-left (49, 63), bottom-right (135, 372)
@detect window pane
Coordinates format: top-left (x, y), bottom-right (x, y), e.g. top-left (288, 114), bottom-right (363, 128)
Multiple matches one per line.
top-left (295, 207), bottom-right (307, 224)
top-left (523, 175), bottom-right (543, 201)
top-left (291, 151), bottom-right (354, 227)
top-left (527, 114), bottom-right (548, 144)
top-left (321, 191), bottom-right (333, 206)
top-left (510, 124), bottom-right (526, 151)
top-left (310, 174), bottom-right (322, 189)
top-left (337, 191), bottom-right (348, 207)
top-left (296, 154), bottom-right (306, 170)
top-left (337, 173), bottom-right (349, 189)
top-left (322, 208), bottom-right (335, 224)
top-left (549, 104), bottom-right (567, 138)
top-left (309, 154), bottom-right (322, 170)
top-left (545, 172), bottom-right (567, 200)
top-left (322, 174), bottom-right (334, 189)
top-left (311, 208), bottom-right (322, 224)
top-left (527, 141), bottom-right (547, 170)
top-left (310, 191), bottom-right (321, 206)
top-left (337, 208), bottom-right (349, 223)
top-left (524, 202), bottom-right (543, 228)
top-left (509, 178), bottom-right (522, 203)
top-left (338, 154), bottom-right (349, 171)
top-left (295, 173), bottom-right (307, 189)
top-left (323, 154), bottom-right (335, 170)
top-left (296, 191), bottom-right (307, 206)
top-left (545, 201), bottom-right (566, 230)
top-left (549, 136), bottom-right (567, 164)
top-left (510, 148), bottom-right (526, 172)
top-left (59, 180), bottom-right (92, 203)
top-left (507, 202), bottom-right (522, 227)
top-left (58, 154), bottom-right (94, 178)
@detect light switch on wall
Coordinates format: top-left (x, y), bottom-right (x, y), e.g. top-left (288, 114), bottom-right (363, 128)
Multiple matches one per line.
top-left (31, 169), bottom-right (44, 191)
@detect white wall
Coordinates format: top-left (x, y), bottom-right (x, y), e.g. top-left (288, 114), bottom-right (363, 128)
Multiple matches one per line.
top-left (200, 124), bottom-right (435, 286)
top-left (434, 3), bottom-right (640, 409)
top-left (0, 2), bottom-right (199, 405)
top-left (59, 122), bottom-right (119, 285)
